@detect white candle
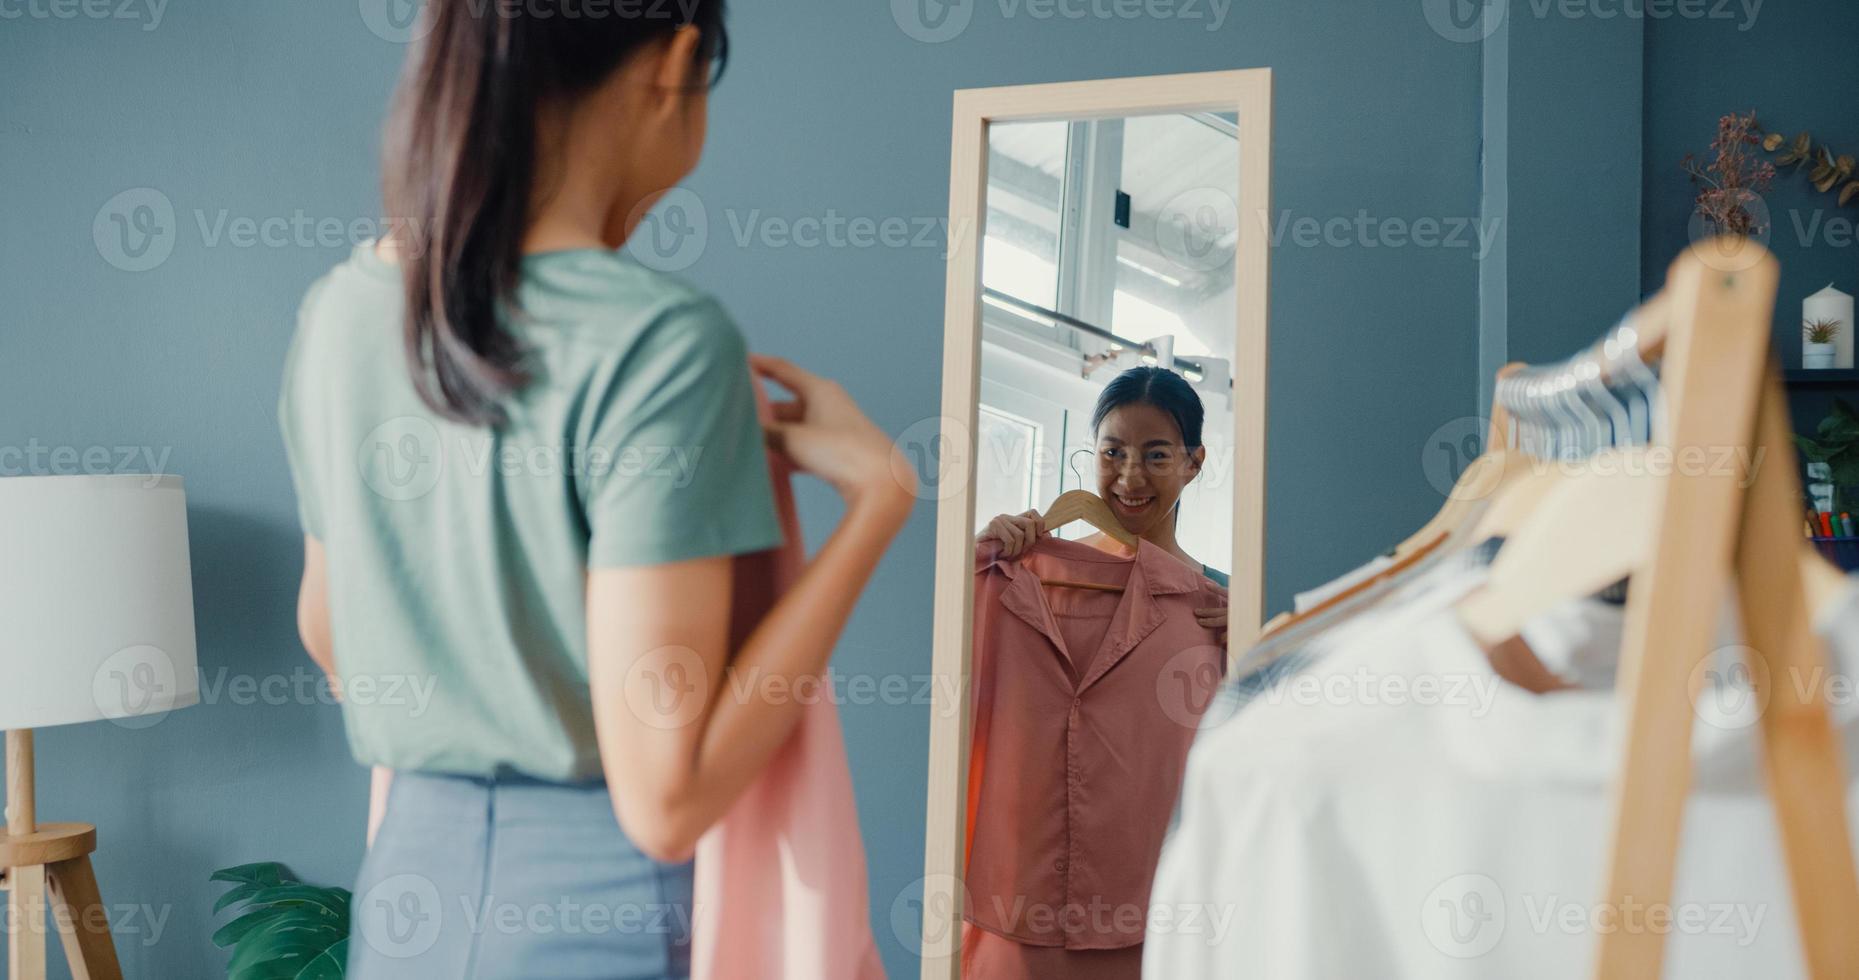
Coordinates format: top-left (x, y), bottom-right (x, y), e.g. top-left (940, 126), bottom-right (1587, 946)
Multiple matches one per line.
top-left (1806, 283), bottom-right (1855, 369)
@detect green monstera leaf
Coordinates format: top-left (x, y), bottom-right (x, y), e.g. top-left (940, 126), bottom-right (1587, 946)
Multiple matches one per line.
top-left (211, 863), bottom-right (352, 980)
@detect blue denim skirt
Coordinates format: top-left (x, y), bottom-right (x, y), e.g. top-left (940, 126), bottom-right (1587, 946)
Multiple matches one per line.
top-left (347, 770), bottom-right (694, 979)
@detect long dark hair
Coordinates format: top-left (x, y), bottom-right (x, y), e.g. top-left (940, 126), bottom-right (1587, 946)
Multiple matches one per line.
top-left (1091, 365), bottom-right (1205, 449)
top-left (384, 0), bottom-right (729, 426)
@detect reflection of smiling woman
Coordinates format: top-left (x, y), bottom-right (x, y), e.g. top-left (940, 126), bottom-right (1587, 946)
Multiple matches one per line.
top-left (980, 365), bottom-right (1229, 642)
top-left (967, 365), bottom-right (1230, 979)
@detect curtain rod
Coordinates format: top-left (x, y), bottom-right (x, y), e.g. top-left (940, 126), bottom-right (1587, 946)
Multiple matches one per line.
top-left (981, 287), bottom-right (1210, 381)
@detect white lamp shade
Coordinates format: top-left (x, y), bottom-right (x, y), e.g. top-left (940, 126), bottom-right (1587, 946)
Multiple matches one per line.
top-left (0, 474), bottom-right (199, 730)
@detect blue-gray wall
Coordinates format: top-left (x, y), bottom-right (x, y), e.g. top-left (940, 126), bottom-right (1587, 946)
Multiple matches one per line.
top-left (1502, 6), bottom-right (1645, 367)
top-left (1, 2), bottom-right (1484, 975)
top-left (1643, 0), bottom-right (1859, 367)
top-left (1477, 2), bottom-right (1647, 422)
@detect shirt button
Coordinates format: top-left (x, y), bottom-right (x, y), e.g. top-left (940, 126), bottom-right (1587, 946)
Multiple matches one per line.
top-left (1072, 697), bottom-right (1082, 708)
top-left (1054, 859), bottom-right (1068, 872)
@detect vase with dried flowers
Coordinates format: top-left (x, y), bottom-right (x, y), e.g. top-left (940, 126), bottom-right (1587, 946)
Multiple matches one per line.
top-left (1805, 317), bottom-right (1842, 369)
top-left (1683, 111), bottom-right (1777, 238)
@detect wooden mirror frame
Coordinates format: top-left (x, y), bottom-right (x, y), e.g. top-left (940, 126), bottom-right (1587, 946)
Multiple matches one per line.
top-left (917, 68), bottom-right (1273, 978)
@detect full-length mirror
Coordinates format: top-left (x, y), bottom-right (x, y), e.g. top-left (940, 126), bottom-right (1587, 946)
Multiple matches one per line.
top-left (921, 70), bottom-right (1271, 980)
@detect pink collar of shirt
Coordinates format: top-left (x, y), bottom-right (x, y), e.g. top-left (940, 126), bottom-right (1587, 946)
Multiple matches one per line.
top-left (979, 536), bottom-right (1211, 693)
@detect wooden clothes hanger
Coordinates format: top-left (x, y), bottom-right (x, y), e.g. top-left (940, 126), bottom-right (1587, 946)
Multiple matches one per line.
top-left (1388, 362), bottom-right (1534, 562)
top-left (1254, 531), bottom-right (1450, 644)
top-left (1450, 239), bottom-right (1859, 980)
top-left (1254, 365), bottom-right (1536, 642)
top-left (1034, 490), bottom-right (1136, 592)
top-left (1041, 578), bottom-right (1125, 594)
top-left (1041, 489), bottom-right (1138, 549)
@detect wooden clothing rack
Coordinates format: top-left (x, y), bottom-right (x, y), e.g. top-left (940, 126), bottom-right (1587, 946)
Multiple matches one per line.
top-left (1527, 240), bottom-right (1859, 978)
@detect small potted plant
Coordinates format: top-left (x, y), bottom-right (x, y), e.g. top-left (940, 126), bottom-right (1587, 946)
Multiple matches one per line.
top-left (1805, 317), bottom-right (1843, 369)
top-left (1796, 398), bottom-right (1859, 514)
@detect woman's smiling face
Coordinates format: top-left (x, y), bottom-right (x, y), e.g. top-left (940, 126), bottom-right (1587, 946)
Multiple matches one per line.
top-left (1093, 402), bottom-right (1205, 536)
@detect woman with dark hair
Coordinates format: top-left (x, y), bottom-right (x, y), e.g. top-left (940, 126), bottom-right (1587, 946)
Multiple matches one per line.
top-left (980, 364), bottom-right (1229, 641)
top-left (278, 3), bottom-right (912, 975)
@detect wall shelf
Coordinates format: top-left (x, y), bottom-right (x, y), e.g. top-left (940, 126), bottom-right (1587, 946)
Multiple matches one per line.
top-left (1784, 368), bottom-right (1859, 387)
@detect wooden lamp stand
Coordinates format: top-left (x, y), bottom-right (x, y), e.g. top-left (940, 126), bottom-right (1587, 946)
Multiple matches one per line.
top-left (2, 730), bottom-right (123, 980)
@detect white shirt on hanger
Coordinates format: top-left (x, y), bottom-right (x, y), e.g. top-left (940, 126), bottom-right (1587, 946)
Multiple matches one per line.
top-left (1145, 572), bottom-right (1859, 980)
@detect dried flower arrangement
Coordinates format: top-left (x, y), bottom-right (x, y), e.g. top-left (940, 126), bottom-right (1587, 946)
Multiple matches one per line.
top-left (1682, 111), bottom-right (1776, 236)
top-left (1762, 129), bottom-right (1859, 207)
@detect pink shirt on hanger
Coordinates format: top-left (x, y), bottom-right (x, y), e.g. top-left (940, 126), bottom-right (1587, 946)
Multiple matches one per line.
top-left (691, 374), bottom-right (886, 980)
top-left (965, 535), bottom-right (1227, 949)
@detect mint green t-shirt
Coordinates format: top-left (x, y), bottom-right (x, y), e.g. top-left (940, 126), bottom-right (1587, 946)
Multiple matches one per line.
top-left (278, 245), bottom-right (782, 781)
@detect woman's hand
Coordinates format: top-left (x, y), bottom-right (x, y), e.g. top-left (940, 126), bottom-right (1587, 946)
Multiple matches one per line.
top-left (751, 354), bottom-right (915, 510)
top-left (979, 509), bottom-right (1046, 558)
top-left (1195, 604), bottom-right (1229, 647)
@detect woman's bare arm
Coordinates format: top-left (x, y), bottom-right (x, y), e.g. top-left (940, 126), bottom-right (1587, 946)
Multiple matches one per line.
top-left (587, 485), bottom-right (910, 862)
top-left (588, 354), bottom-right (913, 862)
top-left (297, 537), bottom-right (393, 847)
